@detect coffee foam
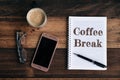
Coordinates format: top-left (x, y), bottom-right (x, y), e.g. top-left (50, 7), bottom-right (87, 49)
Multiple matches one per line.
top-left (27, 8), bottom-right (46, 27)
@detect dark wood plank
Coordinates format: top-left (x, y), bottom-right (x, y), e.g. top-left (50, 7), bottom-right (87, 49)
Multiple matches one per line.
top-left (0, 48), bottom-right (119, 78)
top-left (0, 78), bottom-right (120, 80)
top-left (0, 0), bottom-right (119, 18)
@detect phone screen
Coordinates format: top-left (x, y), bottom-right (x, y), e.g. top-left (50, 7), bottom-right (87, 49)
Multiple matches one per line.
top-left (33, 37), bottom-right (57, 68)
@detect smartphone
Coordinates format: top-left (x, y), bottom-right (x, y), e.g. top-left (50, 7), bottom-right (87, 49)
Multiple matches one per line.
top-left (31, 33), bottom-right (58, 72)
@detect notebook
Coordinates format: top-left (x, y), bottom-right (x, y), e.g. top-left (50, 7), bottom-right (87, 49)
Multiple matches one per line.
top-left (68, 16), bottom-right (107, 70)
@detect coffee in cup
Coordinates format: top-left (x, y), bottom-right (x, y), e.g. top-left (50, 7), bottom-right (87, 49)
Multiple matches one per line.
top-left (26, 8), bottom-right (47, 28)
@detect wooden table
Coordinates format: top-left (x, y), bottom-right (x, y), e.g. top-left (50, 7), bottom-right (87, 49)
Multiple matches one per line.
top-left (0, 0), bottom-right (120, 80)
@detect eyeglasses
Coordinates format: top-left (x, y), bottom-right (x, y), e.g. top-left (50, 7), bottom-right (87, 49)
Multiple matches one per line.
top-left (16, 31), bottom-right (27, 64)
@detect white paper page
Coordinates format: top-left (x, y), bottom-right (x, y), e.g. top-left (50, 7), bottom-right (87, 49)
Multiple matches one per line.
top-left (68, 16), bottom-right (107, 70)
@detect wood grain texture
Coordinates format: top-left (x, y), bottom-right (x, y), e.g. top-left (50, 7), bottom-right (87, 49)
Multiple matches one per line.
top-left (0, 48), bottom-right (119, 78)
top-left (0, 0), bottom-right (120, 79)
top-left (0, 78), bottom-right (120, 80)
top-left (0, 0), bottom-right (119, 18)
top-left (0, 17), bottom-right (66, 48)
top-left (0, 0), bottom-right (119, 49)
top-left (0, 17), bottom-right (120, 48)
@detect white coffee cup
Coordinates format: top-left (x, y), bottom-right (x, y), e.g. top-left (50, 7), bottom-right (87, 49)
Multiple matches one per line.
top-left (26, 8), bottom-right (47, 28)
